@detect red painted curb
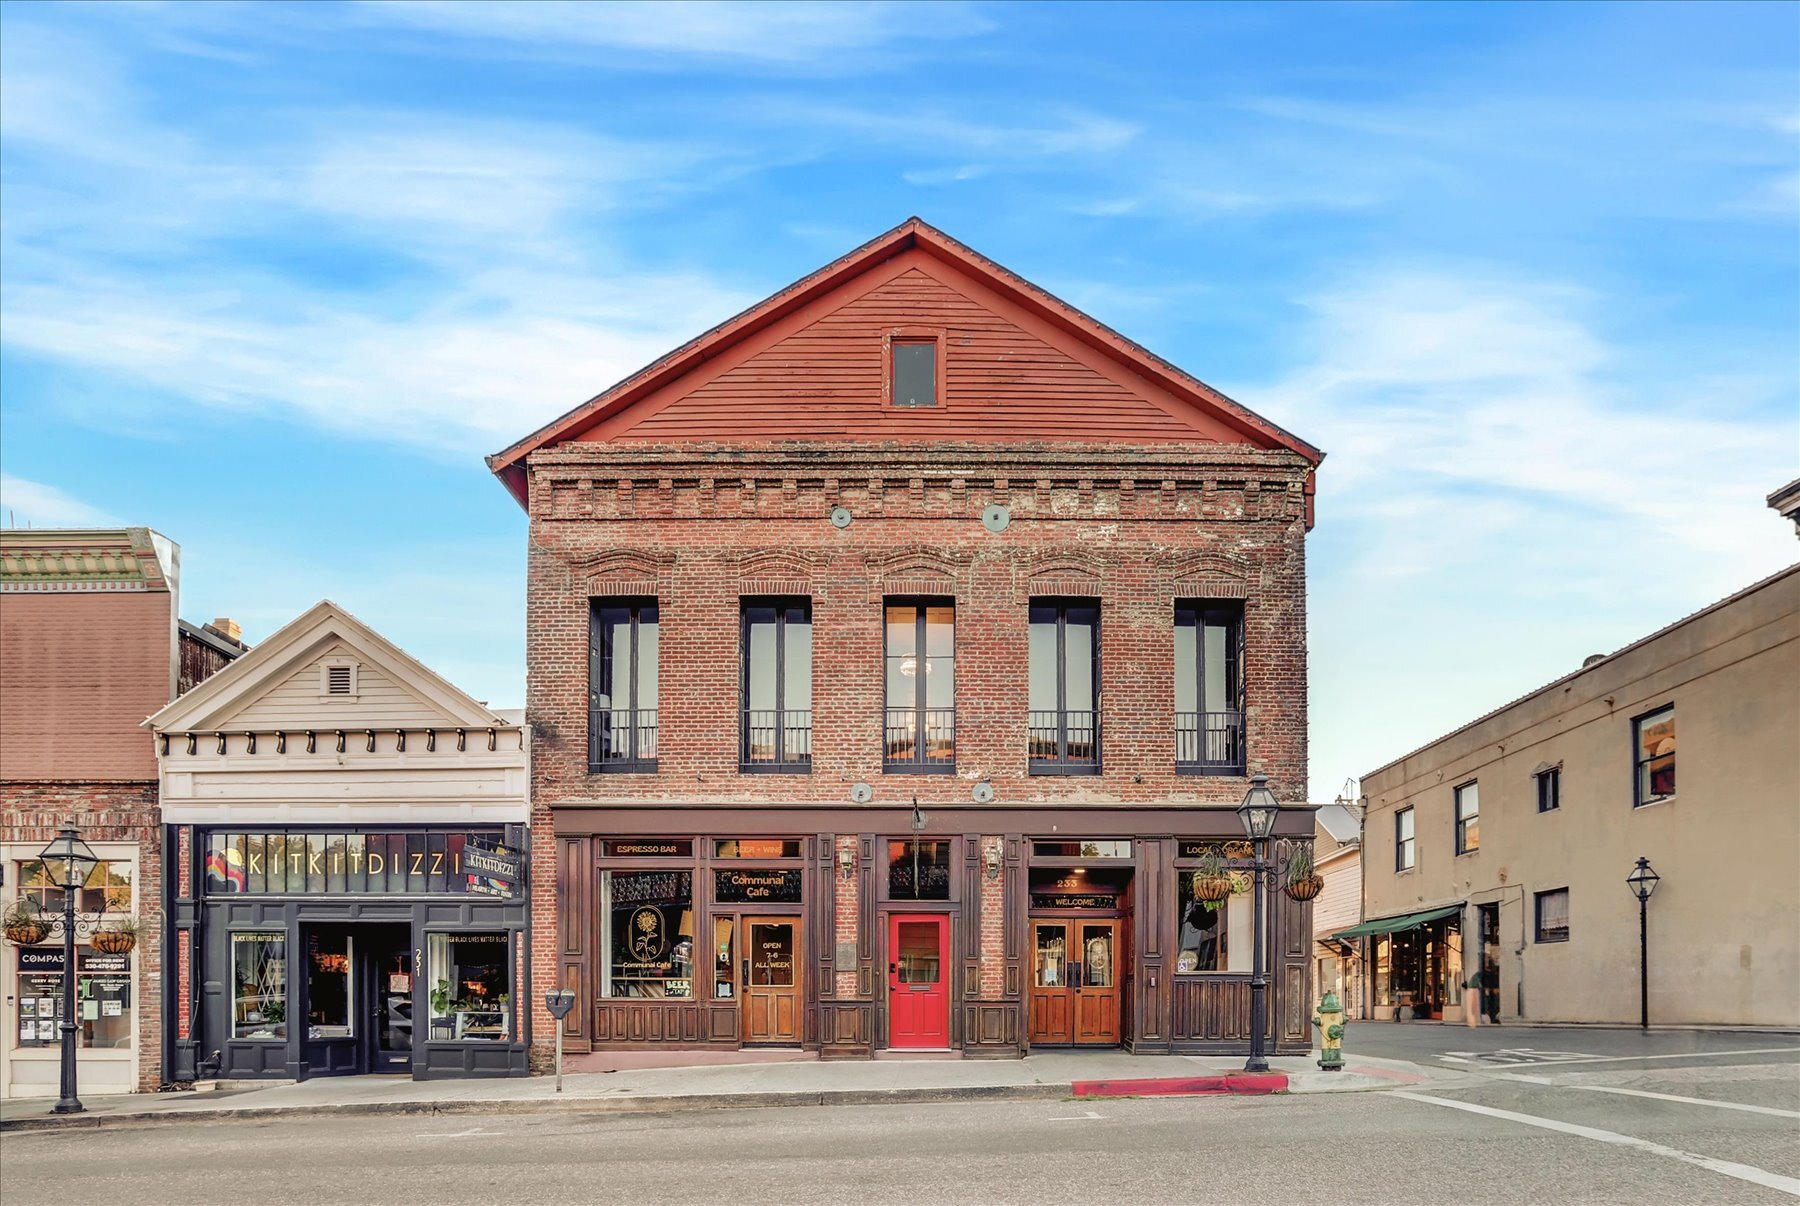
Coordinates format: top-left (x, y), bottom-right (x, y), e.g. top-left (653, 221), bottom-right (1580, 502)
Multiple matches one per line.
top-left (1071, 1073), bottom-right (1288, 1098)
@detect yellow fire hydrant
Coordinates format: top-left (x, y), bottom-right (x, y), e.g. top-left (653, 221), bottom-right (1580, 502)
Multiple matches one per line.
top-left (1314, 989), bottom-right (1346, 1072)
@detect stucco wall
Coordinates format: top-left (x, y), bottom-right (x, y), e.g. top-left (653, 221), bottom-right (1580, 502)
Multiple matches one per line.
top-left (1361, 566), bottom-right (1799, 1026)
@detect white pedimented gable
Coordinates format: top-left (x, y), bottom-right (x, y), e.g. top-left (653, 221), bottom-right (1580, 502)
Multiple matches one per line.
top-left (145, 600), bottom-right (504, 735)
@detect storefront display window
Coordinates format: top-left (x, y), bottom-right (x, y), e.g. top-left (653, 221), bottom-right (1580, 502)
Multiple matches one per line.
top-left (888, 839), bottom-right (951, 900)
top-left (601, 870), bottom-right (694, 998)
top-left (427, 933), bottom-right (511, 1040)
top-left (1174, 875), bottom-right (1251, 973)
top-left (233, 932), bottom-right (288, 1039)
top-left (14, 948), bottom-right (132, 1049)
top-left (713, 916), bottom-right (735, 999)
top-left (307, 932), bottom-right (353, 1039)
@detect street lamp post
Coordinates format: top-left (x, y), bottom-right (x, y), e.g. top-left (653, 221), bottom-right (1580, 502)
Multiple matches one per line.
top-left (1237, 774), bottom-right (1281, 1075)
top-left (1626, 856), bottom-right (1660, 1030)
top-left (37, 823), bottom-right (99, 1115)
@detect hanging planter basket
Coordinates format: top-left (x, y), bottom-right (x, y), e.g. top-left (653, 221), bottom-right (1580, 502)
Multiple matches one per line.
top-left (1284, 874), bottom-right (1325, 902)
top-left (93, 929), bottom-right (138, 955)
top-left (1191, 873), bottom-right (1233, 903)
top-left (5, 921), bottom-right (49, 946)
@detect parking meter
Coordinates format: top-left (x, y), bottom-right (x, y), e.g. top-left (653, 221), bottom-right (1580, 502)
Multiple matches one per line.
top-left (544, 990), bottom-right (577, 1091)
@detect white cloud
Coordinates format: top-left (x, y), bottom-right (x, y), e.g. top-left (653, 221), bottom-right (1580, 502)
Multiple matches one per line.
top-left (1245, 267), bottom-right (1799, 796)
top-left (353, 1), bottom-right (994, 69)
top-left (0, 475), bottom-right (122, 529)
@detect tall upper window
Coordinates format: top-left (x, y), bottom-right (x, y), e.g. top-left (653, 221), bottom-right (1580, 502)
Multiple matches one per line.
top-left (1455, 782), bottom-right (1480, 855)
top-left (884, 602), bottom-right (955, 773)
top-left (1537, 766), bottom-right (1562, 813)
top-left (1029, 601), bottom-right (1100, 774)
top-left (741, 600), bottom-right (812, 772)
top-left (890, 339), bottom-right (938, 408)
top-left (1174, 602), bottom-right (1245, 774)
top-left (1395, 807), bottom-right (1415, 871)
top-left (1633, 705), bottom-right (1675, 807)
top-left (590, 601), bottom-right (658, 772)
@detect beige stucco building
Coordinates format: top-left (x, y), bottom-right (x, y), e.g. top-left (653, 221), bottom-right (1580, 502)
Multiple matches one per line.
top-left (1355, 562), bottom-right (1799, 1027)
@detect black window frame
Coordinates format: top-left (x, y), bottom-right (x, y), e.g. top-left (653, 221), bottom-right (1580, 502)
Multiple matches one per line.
top-left (1536, 766), bottom-right (1561, 813)
top-left (1632, 704), bottom-right (1675, 808)
top-left (1028, 599), bottom-right (1102, 776)
top-left (882, 598), bottom-right (956, 775)
top-left (740, 598), bottom-right (813, 774)
top-left (1174, 600), bottom-right (1246, 775)
top-left (1454, 781), bottom-right (1479, 856)
top-left (1534, 888), bottom-right (1570, 943)
top-left (1395, 806), bottom-right (1415, 872)
top-left (589, 599), bottom-right (658, 773)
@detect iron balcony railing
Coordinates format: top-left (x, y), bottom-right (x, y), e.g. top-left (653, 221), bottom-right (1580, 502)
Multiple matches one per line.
top-left (589, 706), bottom-right (657, 771)
top-left (1175, 709), bottom-right (1244, 774)
top-left (742, 709), bottom-right (812, 771)
top-left (884, 707), bottom-right (955, 773)
top-left (1029, 709), bottom-right (1099, 774)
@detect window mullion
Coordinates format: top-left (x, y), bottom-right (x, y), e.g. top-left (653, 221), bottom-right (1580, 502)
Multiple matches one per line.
top-left (628, 610), bottom-right (640, 764)
top-left (774, 609), bottom-right (787, 764)
top-left (915, 608), bottom-right (927, 766)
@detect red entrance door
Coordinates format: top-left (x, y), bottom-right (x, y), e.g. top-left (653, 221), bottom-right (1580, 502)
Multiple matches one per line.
top-left (887, 914), bottom-right (950, 1048)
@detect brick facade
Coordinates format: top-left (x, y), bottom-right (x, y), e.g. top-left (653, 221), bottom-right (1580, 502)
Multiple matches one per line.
top-left (501, 222), bottom-right (1321, 1064)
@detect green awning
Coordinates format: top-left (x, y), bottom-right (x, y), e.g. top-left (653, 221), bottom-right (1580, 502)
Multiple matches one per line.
top-left (1329, 904), bottom-right (1463, 942)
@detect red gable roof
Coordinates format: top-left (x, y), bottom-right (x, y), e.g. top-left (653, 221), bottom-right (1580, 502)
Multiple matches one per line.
top-left (487, 217), bottom-right (1322, 509)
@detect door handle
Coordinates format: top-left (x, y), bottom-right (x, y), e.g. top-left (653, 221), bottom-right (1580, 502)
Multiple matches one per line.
top-left (741, 958), bottom-right (749, 984)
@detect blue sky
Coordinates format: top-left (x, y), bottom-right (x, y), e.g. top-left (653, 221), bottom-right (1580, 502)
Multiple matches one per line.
top-left (2, 1), bottom-right (1795, 801)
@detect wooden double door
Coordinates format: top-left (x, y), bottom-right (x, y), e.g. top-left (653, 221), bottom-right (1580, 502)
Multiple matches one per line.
top-left (739, 916), bottom-right (802, 1044)
top-left (1028, 918), bottom-right (1122, 1046)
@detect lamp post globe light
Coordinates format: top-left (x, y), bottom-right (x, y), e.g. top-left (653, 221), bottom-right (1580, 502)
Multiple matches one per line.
top-left (37, 822), bottom-right (99, 1115)
top-left (1627, 856), bottom-right (1660, 1030)
top-left (1237, 774), bottom-right (1281, 1074)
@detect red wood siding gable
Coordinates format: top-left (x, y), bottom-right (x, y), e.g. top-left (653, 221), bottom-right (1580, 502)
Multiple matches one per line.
top-left (488, 217), bottom-right (1321, 508)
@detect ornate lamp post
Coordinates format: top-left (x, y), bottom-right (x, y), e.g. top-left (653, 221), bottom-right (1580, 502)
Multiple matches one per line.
top-left (1626, 856), bottom-right (1660, 1030)
top-left (1237, 774), bottom-right (1281, 1074)
top-left (37, 823), bottom-right (99, 1115)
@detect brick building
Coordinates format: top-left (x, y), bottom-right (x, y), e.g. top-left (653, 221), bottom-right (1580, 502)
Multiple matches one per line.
top-left (0, 528), bottom-right (243, 1097)
top-left (488, 219), bottom-right (1324, 1063)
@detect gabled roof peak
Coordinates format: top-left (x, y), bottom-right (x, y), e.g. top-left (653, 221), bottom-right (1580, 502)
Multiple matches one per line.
top-left (487, 218), bottom-right (1321, 509)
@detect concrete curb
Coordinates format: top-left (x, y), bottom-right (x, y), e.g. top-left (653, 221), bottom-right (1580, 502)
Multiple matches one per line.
top-left (0, 1071), bottom-right (1415, 1133)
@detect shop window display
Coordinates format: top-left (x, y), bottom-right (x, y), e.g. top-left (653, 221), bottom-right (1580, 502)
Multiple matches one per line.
top-left (14, 949), bottom-right (132, 1049)
top-left (1174, 874), bottom-right (1252, 974)
top-left (602, 870), bottom-right (694, 998)
top-left (427, 933), bottom-right (511, 1040)
top-left (233, 932), bottom-right (288, 1039)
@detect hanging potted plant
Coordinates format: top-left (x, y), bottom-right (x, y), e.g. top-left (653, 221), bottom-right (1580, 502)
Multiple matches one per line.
top-left (1191, 846), bottom-right (1233, 905)
top-left (3, 899), bottom-right (49, 945)
top-left (1284, 843), bottom-right (1324, 902)
top-left (93, 916), bottom-right (140, 955)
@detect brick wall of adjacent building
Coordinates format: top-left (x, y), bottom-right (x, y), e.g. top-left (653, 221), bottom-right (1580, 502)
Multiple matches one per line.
top-left (1, 781), bottom-right (164, 1091)
top-left (0, 592), bottom-right (173, 782)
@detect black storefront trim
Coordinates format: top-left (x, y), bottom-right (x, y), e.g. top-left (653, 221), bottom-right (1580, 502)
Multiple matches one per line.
top-left (179, 826), bottom-right (531, 1082)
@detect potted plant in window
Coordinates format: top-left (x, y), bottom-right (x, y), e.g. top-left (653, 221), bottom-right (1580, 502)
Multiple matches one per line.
top-left (3, 898), bottom-right (49, 945)
top-left (93, 915), bottom-right (140, 954)
top-left (1191, 846), bottom-right (1233, 905)
top-left (1283, 843), bottom-right (1324, 902)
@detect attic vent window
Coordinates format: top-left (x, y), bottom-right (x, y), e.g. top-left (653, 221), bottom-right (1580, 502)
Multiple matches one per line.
top-left (320, 661), bottom-right (359, 700)
top-left (890, 338), bottom-right (938, 408)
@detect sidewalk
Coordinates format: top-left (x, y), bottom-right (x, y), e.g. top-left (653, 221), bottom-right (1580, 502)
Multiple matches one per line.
top-left (0, 1050), bottom-right (1448, 1132)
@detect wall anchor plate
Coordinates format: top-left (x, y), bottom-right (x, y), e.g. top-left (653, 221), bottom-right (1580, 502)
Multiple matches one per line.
top-left (849, 782), bottom-right (874, 803)
top-left (829, 506), bottom-right (853, 529)
top-left (971, 782), bottom-right (996, 804)
top-left (981, 504), bottom-right (1010, 533)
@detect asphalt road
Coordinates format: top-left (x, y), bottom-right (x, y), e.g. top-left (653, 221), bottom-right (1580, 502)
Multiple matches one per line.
top-left (4, 1044), bottom-right (1797, 1206)
top-left (1348, 1019), bottom-right (1800, 1067)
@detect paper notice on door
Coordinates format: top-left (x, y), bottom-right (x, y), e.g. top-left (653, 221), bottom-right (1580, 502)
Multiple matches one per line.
top-left (20, 1022), bottom-right (31, 1042)
top-left (102, 1001), bottom-right (123, 1017)
top-left (82, 999), bottom-right (99, 1021)
top-left (37, 1020), bottom-right (54, 1040)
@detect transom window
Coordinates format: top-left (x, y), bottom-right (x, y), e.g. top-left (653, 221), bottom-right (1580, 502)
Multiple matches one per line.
top-left (884, 601), bottom-right (955, 773)
top-left (589, 600), bottom-right (658, 772)
top-left (741, 600), bottom-right (812, 772)
top-left (1395, 807), bottom-right (1415, 871)
top-left (888, 839), bottom-right (952, 900)
top-left (1633, 705), bottom-right (1675, 807)
top-left (1455, 782), bottom-right (1480, 855)
top-left (1028, 601), bottom-right (1100, 775)
top-left (1175, 602), bottom-right (1244, 774)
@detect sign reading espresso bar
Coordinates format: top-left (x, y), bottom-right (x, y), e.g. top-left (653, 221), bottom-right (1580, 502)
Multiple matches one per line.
top-left (604, 840), bottom-right (693, 858)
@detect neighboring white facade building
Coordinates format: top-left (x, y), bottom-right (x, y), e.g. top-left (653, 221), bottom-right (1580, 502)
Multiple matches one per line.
top-left (1310, 802), bottom-right (1362, 1018)
top-left (146, 601), bottom-right (533, 1082)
